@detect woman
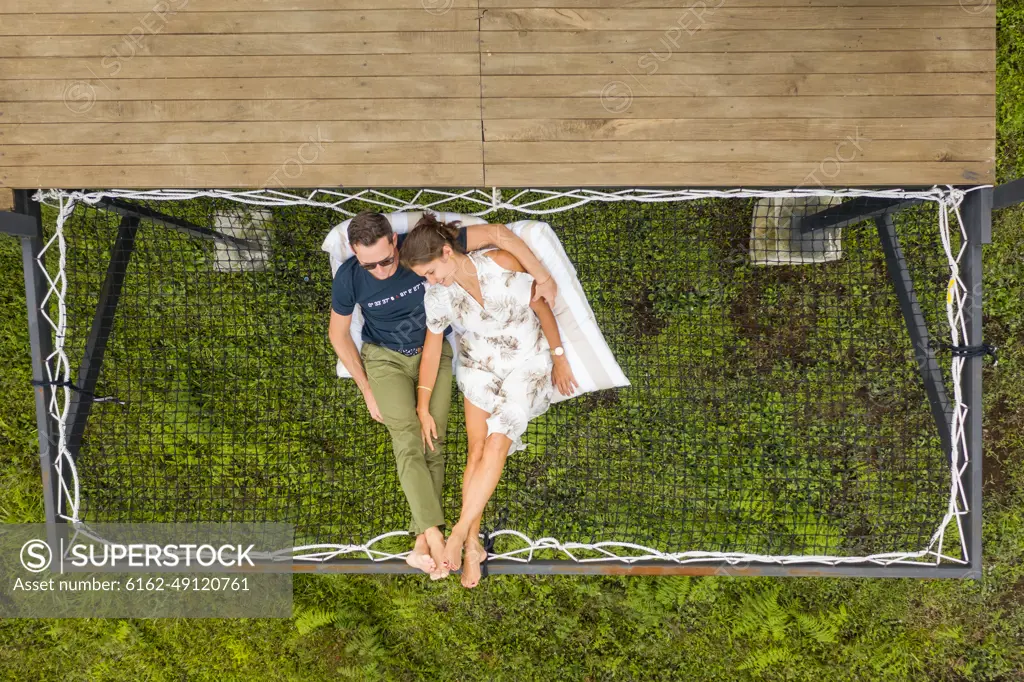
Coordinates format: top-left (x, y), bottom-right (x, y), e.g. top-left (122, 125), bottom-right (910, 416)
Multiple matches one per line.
top-left (400, 214), bottom-right (578, 588)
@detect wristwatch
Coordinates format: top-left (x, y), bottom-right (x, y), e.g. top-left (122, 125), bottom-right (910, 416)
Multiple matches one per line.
top-left (551, 346), bottom-right (564, 357)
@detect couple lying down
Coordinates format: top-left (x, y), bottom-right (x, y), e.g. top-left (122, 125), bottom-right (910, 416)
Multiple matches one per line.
top-left (328, 211), bottom-right (581, 588)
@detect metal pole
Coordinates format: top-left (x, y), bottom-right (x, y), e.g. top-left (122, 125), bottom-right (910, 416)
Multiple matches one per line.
top-left (13, 190), bottom-right (70, 560)
top-left (874, 214), bottom-right (952, 461)
top-left (798, 196), bottom-right (924, 234)
top-left (993, 177), bottom-right (1024, 211)
top-left (52, 555), bottom-right (978, 578)
top-left (65, 216), bottom-right (140, 462)
top-left (959, 188), bottom-right (991, 580)
top-left (94, 197), bottom-right (258, 249)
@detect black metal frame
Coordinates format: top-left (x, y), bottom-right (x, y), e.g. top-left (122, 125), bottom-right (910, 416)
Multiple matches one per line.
top-left (93, 196), bottom-right (259, 249)
top-left (874, 213), bottom-right (953, 461)
top-left (2, 191), bottom-right (70, 558)
top-left (959, 187), bottom-right (992, 576)
top-left (8, 180), bottom-right (1018, 579)
top-left (993, 177), bottom-right (1024, 212)
top-left (797, 196), bottom-right (924, 234)
top-left (65, 216), bottom-right (139, 462)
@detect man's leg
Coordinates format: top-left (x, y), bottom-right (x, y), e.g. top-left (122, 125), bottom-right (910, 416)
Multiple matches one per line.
top-left (362, 344), bottom-right (446, 573)
top-left (423, 340), bottom-right (455, 509)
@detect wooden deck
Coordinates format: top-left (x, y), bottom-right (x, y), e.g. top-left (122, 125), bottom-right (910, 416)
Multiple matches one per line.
top-left (0, 0), bottom-right (995, 189)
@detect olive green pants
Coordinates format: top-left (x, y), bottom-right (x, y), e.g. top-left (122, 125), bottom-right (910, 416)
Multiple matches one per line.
top-left (361, 340), bottom-right (454, 535)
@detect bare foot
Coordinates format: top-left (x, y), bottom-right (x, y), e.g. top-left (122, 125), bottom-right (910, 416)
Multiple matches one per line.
top-left (461, 541), bottom-right (487, 589)
top-left (423, 527), bottom-right (449, 579)
top-left (405, 535), bottom-right (436, 576)
top-left (443, 525), bottom-right (467, 571)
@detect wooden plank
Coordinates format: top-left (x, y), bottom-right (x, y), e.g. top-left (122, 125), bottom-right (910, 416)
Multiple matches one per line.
top-left (0, 0), bottom-right (477, 11)
top-left (480, 7), bottom-right (994, 31)
top-left (1, 77), bottom-right (482, 101)
top-left (480, 0), bottom-right (980, 7)
top-left (484, 96), bottom-right (995, 119)
top-left (0, 0), bottom-right (980, 9)
top-left (481, 29), bottom-right (994, 53)
top-left (485, 162), bottom-right (994, 187)
top-left (0, 54), bottom-right (482, 79)
top-left (0, 189), bottom-right (12, 211)
top-left (482, 74), bottom-right (995, 98)
top-left (0, 99), bottom-right (482, 123)
top-left (0, 164), bottom-right (486, 188)
top-left (0, 11), bottom-right (480, 35)
top-left (0, 32), bottom-right (480, 57)
top-left (9, 75), bottom-right (992, 102)
top-left (482, 51), bottom-right (995, 76)
top-left (483, 118), bottom-right (995, 142)
top-left (0, 142), bottom-right (482, 166)
top-left (483, 140), bottom-right (995, 164)
top-left (0, 121), bottom-right (483, 144)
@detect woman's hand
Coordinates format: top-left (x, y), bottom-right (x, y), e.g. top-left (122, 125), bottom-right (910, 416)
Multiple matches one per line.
top-left (418, 407), bottom-right (438, 451)
top-left (551, 356), bottom-right (579, 396)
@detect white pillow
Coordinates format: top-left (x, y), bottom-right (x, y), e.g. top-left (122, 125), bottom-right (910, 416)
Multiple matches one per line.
top-left (321, 213), bottom-right (630, 403)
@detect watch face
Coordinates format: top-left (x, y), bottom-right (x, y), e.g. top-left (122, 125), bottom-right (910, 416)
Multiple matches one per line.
top-left (554, 347), bottom-right (564, 356)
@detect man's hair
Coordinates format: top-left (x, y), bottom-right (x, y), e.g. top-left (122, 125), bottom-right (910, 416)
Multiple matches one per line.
top-left (347, 211), bottom-right (393, 248)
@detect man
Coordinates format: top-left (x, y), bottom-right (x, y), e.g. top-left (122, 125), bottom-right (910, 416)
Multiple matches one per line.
top-left (328, 211), bottom-right (556, 578)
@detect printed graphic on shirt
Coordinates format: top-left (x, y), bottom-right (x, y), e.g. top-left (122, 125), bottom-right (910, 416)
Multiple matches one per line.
top-left (365, 282), bottom-right (424, 309)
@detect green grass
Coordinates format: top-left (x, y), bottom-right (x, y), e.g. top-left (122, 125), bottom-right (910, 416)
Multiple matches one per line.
top-left (1, 4), bottom-right (1024, 680)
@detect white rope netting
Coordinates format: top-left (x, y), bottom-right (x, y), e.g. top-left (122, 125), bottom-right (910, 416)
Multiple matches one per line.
top-left (32, 186), bottom-right (985, 569)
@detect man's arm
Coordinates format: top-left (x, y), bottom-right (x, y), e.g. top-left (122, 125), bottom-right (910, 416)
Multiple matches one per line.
top-left (328, 310), bottom-right (383, 422)
top-left (464, 223), bottom-right (557, 306)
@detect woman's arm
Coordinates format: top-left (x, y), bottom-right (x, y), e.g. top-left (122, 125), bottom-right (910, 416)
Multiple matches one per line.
top-left (417, 330), bottom-right (444, 412)
top-left (529, 288), bottom-right (578, 396)
top-left (465, 224), bottom-right (557, 306)
top-left (416, 329), bottom-right (445, 450)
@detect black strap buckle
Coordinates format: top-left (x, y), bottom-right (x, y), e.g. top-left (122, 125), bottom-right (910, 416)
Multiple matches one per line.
top-left (30, 380), bottom-right (126, 405)
top-left (930, 341), bottom-right (999, 367)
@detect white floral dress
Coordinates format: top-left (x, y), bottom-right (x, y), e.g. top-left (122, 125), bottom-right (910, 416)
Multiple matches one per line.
top-left (424, 249), bottom-right (553, 453)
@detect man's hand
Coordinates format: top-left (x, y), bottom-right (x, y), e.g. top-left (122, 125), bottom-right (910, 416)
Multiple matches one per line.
top-left (362, 387), bottom-right (384, 423)
top-left (532, 276), bottom-right (557, 307)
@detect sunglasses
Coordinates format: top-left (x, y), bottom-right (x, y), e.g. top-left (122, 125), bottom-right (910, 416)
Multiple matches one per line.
top-left (359, 253), bottom-right (396, 271)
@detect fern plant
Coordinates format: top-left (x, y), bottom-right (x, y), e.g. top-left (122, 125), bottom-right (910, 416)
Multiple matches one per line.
top-left (738, 646), bottom-right (800, 676)
top-left (293, 606), bottom-right (338, 636)
top-left (732, 586), bottom-right (790, 642)
top-left (790, 603), bottom-right (848, 645)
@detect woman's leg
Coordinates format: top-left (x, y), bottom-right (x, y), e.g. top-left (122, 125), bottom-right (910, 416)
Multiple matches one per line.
top-left (445, 357), bottom-right (552, 572)
top-left (459, 399), bottom-right (490, 587)
top-left (463, 399), bottom-right (488, 540)
top-left (444, 430), bottom-right (513, 571)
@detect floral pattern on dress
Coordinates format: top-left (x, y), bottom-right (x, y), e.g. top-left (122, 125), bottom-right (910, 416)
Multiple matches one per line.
top-left (424, 249), bottom-right (553, 452)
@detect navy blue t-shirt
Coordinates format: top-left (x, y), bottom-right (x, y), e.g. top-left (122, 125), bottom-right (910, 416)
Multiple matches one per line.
top-left (331, 229), bottom-right (468, 352)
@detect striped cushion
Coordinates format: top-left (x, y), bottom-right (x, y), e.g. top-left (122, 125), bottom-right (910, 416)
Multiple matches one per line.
top-left (321, 213), bottom-right (630, 401)
top-left (505, 220), bottom-right (629, 402)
